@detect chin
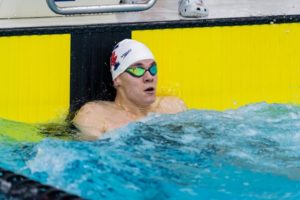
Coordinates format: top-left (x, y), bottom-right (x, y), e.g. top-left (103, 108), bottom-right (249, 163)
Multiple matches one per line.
top-left (142, 96), bottom-right (156, 106)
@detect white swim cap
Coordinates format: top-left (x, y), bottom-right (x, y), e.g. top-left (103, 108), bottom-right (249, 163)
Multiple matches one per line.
top-left (110, 39), bottom-right (155, 80)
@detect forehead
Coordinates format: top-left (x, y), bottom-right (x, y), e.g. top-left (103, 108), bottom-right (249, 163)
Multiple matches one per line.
top-left (130, 59), bottom-right (155, 67)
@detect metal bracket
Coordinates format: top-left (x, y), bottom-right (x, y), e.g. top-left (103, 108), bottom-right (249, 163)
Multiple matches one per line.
top-left (46, 0), bottom-right (157, 15)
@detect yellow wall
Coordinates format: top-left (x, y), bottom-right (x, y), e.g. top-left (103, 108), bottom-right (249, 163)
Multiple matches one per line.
top-left (1, 22), bottom-right (300, 125)
top-left (0, 34), bottom-right (70, 123)
top-left (133, 23), bottom-right (300, 110)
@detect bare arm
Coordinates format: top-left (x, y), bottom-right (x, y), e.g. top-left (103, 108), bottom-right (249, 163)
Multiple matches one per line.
top-left (72, 102), bottom-right (106, 139)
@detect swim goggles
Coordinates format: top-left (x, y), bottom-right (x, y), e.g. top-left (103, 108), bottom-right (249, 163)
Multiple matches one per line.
top-left (125, 63), bottom-right (157, 78)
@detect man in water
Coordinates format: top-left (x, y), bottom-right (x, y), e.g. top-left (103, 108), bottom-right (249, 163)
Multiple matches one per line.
top-left (73, 39), bottom-right (186, 139)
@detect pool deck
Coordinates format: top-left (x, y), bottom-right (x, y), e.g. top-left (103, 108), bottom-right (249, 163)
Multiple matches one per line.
top-left (0, 0), bottom-right (300, 29)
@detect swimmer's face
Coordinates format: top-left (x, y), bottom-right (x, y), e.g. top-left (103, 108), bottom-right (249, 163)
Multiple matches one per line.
top-left (114, 59), bottom-right (157, 106)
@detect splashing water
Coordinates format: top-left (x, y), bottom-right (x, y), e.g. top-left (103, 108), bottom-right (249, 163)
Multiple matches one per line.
top-left (1, 103), bottom-right (300, 199)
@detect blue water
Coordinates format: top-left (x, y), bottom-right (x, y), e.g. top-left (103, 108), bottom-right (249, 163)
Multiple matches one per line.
top-left (1, 103), bottom-right (300, 199)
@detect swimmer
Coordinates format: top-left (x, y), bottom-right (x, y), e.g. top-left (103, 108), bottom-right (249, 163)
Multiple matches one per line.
top-left (73, 39), bottom-right (186, 139)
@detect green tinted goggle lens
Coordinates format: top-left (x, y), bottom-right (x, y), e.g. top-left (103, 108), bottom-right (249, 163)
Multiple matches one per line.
top-left (126, 64), bottom-right (157, 78)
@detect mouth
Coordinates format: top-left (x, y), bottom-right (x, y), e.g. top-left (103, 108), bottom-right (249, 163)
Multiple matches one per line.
top-left (144, 87), bottom-right (155, 94)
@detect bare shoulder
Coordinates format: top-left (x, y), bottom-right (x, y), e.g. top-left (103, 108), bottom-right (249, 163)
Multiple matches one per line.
top-left (72, 101), bottom-right (114, 138)
top-left (74, 101), bottom-right (108, 119)
top-left (156, 96), bottom-right (187, 114)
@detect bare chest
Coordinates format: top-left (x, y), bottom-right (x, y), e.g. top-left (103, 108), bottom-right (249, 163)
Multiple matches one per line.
top-left (102, 110), bottom-right (136, 132)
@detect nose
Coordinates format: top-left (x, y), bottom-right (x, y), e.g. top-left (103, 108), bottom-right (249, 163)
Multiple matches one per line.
top-left (143, 70), bottom-right (154, 83)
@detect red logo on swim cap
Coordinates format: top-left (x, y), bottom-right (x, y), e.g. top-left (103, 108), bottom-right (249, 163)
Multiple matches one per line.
top-left (110, 51), bottom-right (117, 68)
top-left (110, 51), bottom-right (120, 71)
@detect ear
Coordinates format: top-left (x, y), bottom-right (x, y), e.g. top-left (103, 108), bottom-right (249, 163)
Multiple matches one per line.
top-left (113, 78), bottom-right (121, 88)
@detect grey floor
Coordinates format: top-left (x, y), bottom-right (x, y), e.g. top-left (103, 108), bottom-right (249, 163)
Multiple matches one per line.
top-left (0, 0), bottom-right (300, 29)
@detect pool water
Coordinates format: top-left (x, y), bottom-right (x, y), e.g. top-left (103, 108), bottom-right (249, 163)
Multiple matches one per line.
top-left (1, 102), bottom-right (300, 199)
